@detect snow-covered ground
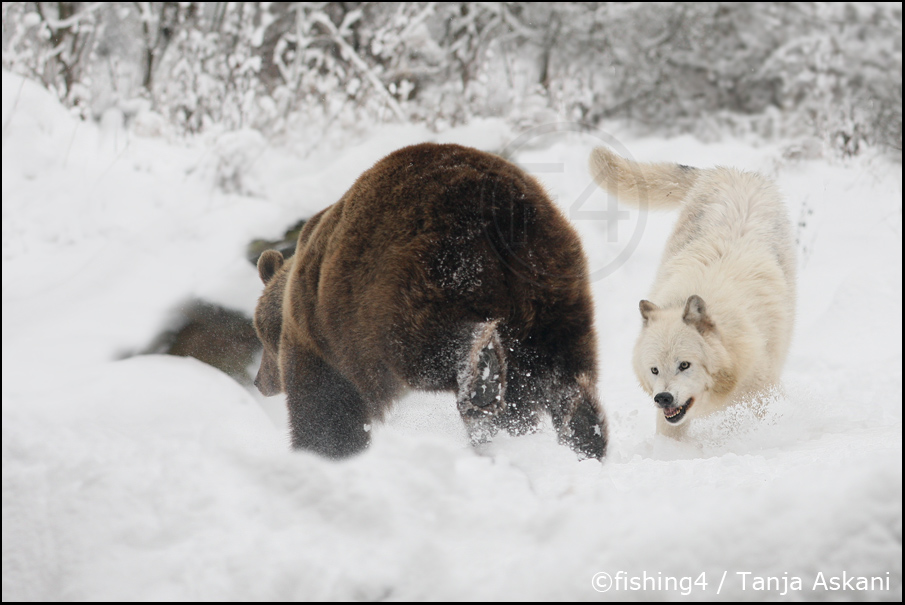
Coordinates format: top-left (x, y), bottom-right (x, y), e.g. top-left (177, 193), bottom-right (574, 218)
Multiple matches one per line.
top-left (2, 71), bottom-right (901, 601)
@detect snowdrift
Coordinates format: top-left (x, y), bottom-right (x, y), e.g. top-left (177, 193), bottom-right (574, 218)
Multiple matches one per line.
top-left (2, 71), bottom-right (901, 601)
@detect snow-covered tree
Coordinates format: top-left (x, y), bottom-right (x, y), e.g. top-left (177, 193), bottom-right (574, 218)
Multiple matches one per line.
top-left (2, 2), bottom-right (104, 115)
top-left (2, 2), bottom-right (900, 155)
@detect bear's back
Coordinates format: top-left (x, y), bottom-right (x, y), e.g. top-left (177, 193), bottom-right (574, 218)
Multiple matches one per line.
top-left (287, 143), bottom-right (594, 397)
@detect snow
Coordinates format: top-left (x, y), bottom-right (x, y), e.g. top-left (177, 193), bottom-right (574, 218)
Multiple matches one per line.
top-left (2, 70), bottom-right (901, 600)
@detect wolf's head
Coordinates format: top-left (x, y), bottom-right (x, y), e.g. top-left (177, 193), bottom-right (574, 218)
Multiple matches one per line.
top-left (632, 295), bottom-right (736, 426)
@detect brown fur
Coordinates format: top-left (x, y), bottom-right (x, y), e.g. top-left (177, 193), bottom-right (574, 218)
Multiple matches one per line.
top-left (253, 143), bottom-right (607, 459)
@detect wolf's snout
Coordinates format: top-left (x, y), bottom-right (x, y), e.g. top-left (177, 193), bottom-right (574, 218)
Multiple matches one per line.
top-left (654, 392), bottom-right (674, 408)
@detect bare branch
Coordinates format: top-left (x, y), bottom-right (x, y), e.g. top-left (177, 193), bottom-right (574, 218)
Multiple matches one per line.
top-left (310, 10), bottom-right (406, 122)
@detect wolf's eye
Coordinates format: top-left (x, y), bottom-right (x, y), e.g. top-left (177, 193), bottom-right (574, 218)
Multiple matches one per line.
top-left (679, 361), bottom-right (691, 371)
top-left (651, 367), bottom-right (659, 375)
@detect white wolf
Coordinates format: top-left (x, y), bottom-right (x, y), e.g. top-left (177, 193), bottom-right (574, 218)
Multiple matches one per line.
top-left (589, 147), bottom-right (796, 436)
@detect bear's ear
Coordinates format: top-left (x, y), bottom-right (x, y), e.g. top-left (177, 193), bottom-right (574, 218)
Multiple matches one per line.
top-left (683, 295), bottom-right (715, 334)
top-left (639, 300), bottom-right (659, 324)
top-left (257, 250), bottom-right (284, 284)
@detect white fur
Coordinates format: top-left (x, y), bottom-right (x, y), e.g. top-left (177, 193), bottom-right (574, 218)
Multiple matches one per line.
top-left (589, 147), bottom-right (797, 437)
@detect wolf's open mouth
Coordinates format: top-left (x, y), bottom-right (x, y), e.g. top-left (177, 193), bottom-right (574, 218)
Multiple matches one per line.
top-left (663, 398), bottom-right (694, 424)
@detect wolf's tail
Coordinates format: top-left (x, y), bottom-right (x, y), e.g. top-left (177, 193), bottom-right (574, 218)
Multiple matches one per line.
top-left (588, 146), bottom-right (700, 210)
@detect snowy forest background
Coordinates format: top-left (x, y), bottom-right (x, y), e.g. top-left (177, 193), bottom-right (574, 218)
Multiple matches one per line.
top-left (2, 2), bottom-right (902, 157)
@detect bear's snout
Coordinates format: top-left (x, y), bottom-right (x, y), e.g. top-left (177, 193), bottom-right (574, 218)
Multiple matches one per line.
top-left (254, 352), bottom-right (283, 396)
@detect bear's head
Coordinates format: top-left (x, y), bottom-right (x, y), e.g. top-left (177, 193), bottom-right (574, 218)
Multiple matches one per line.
top-left (253, 250), bottom-right (287, 396)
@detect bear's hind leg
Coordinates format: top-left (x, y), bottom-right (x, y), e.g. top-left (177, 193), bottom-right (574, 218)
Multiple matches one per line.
top-left (549, 373), bottom-right (607, 460)
top-left (283, 349), bottom-right (371, 459)
top-left (456, 321), bottom-right (507, 445)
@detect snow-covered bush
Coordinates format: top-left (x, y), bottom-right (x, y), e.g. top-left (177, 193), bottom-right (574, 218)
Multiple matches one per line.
top-left (2, 2), bottom-right (901, 156)
top-left (1, 2), bottom-right (104, 117)
top-left (204, 128), bottom-right (268, 196)
top-left (759, 3), bottom-right (902, 156)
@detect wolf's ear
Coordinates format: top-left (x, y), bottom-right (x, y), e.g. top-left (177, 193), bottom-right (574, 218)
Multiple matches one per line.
top-left (639, 300), bottom-right (659, 324)
top-left (257, 250), bottom-right (284, 284)
top-left (683, 295), bottom-right (715, 334)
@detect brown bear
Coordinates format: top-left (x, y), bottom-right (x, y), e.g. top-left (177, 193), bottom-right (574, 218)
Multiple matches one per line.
top-left (253, 143), bottom-right (607, 459)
